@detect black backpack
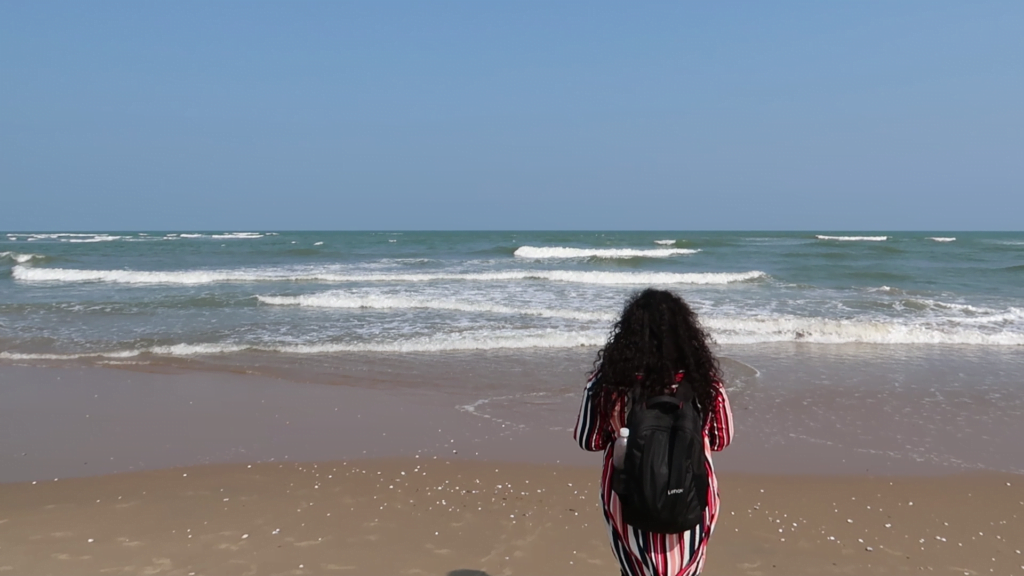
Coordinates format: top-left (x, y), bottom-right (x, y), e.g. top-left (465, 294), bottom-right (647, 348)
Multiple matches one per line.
top-left (612, 382), bottom-right (709, 533)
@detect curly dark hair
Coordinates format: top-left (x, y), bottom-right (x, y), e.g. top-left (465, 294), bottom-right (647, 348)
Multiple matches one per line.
top-left (591, 288), bottom-right (720, 425)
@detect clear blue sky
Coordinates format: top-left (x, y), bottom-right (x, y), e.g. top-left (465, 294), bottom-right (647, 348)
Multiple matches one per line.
top-left (2, 1), bottom-right (1021, 231)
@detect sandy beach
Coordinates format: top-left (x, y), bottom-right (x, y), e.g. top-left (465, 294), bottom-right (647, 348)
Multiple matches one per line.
top-left (2, 355), bottom-right (1023, 575)
top-left (2, 459), bottom-right (1021, 575)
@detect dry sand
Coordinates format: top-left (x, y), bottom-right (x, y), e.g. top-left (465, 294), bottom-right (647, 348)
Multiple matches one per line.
top-left (1, 458), bottom-right (1022, 576)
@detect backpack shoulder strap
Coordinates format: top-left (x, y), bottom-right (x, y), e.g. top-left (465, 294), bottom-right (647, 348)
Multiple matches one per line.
top-left (673, 382), bottom-right (694, 403)
top-left (672, 371), bottom-right (695, 402)
top-left (673, 377), bottom-right (704, 418)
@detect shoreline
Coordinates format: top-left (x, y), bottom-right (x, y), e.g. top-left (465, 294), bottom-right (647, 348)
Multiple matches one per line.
top-left (1, 457), bottom-right (1021, 575)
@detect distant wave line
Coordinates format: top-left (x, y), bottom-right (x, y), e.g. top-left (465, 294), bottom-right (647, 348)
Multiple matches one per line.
top-left (13, 266), bottom-right (768, 286)
top-left (10, 232), bottom-right (274, 242)
top-left (513, 246), bottom-right (699, 259)
top-left (815, 235), bottom-right (889, 242)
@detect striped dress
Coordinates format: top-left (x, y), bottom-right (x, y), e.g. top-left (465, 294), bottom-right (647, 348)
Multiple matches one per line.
top-left (573, 372), bottom-right (734, 576)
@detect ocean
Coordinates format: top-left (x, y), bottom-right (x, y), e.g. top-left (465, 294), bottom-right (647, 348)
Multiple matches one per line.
top-left (2, 231), bottom-right (1022, 362)
top-left (3, 230), bottom-right (1024, 474)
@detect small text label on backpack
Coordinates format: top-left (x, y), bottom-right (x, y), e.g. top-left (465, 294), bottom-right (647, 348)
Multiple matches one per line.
top-left (667, 488), bottom-right (685, 495)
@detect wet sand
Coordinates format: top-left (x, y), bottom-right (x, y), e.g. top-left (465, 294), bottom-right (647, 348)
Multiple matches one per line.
top-left (1, 458), bottom-right (1021, 575)
top-left (0, 363), bottom-right (597, 483)
top-left (2, 353), bottom-right (1024, 574)
top-left (6, 346), bottom-right (1024, 482)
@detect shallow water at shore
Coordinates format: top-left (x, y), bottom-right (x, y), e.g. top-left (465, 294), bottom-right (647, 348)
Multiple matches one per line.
top-left (3, 343), bottom-right (1023, 483)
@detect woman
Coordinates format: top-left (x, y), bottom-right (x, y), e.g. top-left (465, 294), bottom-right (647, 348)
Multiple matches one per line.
top-left (573, 288), bottom-right (733, 576)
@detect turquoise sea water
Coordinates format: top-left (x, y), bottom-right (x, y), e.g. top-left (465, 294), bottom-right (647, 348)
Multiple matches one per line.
top-left (1, 231), bottom-right (1023, 361)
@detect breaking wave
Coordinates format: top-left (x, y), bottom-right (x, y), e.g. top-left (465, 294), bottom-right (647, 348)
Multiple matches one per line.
top-left (0, 251), bottom-right (45, 264)
top-left (257, 292), bottom-right (614, 321)
top-left (513, 246), bottom-right (699, 259)
top-left (7, 232), bottom-right (274, 242)
top-left (13, 266), bottom-right (768, 286)
top-left (706, 314), bottom-right (1024, 346)
top-left (815, 235), bottom-right (889, 242)
top-left (67, 235), bottom-right (124, 243)
top-left (211, 232), bottom-right (265, 239)
top-left (927, 237), bottom-right (956, 242)
top-left (0, 331), bottom-right (608, 359)
top-left (4, 311), bottom-right (1022, 363)
top-left (172, 232), bottom-right (267, 239)
top-left (653, 240), bottom-right (677, 245)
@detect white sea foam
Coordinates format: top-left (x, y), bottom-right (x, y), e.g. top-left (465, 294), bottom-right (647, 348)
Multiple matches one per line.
top-left (900, 299), bottom-right (996, 314)
top-left (928, 237), bottom-right (956, 242)
top-left (4, 313), bottom-right (1022, 361)
top-left (0, 349), bottom-right (143, 361)
top-left (514, 246), bottom-right (699, 259)
top-left (13, 233), bottom-right (125, 243)
top-left (166, 232), bottom-right (266, 240)
top-left (149, 343), bottom-right (250, 356)
top-left (280, 332), bottom-right (607, 353)
top-left (705, 315), bottom-right (1024, 346)
top-left (66, 235), bottom-right (124, 243)
top-left (257, 292), bottom-right (614, 321)
top-left (13, 266), bottom-right (767, 286)
top-left (211, 232), bottom-right (264, 239)
top-left (952, 308), bottom-right (1024, 324)
top-left (0, 331), bottom-right (608, 359)
top-left (22, 233), bottom-right (101, 239)
top-left (815, 235), bottom-right (889, 242)
top-left (654, 239), bottom-right (677, 245)
top-left (0, 251), bottom-right (44, 264)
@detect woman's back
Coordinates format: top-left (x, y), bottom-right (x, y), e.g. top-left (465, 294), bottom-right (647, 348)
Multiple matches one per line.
top-left (573, 289), bottom-right (733, 576)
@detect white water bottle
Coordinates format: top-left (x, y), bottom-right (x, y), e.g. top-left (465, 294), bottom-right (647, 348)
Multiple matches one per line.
top-left (612, 427), bottom-right (629, 469)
